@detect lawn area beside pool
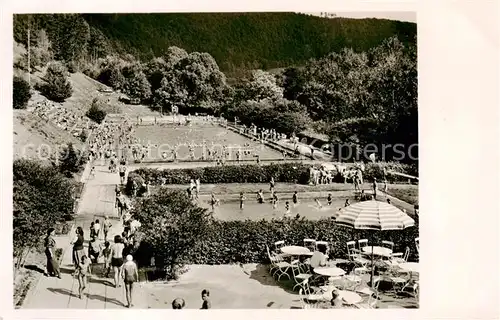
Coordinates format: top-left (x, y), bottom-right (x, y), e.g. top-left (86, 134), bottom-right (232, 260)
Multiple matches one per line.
top-left (386, 185), bottom-right (419, 205)
top-left (133, 125), bottom-right (283, 160)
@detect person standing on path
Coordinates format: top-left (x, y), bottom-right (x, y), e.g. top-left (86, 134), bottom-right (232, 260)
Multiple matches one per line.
top-left (372, 178), bottom-right (378, 200)
top-left (94, 219), bottom-right (101, 239)
top-left (76, 255), bottom-right (91, 299)
top-left (111, 235), bottom-right (125, 288)
top-left (44, 228), bottom-right (61, 278)
top-left (103, 216), bottom-right (112, 241)
top-left (70, 227), bottom-right (85, 274)
top-left (121, 255), bottom-right (139, 308)
top-left (119, 164), bottom-right (127, 185)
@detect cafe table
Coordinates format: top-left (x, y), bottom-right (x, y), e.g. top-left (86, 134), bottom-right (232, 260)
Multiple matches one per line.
top-left (314, 267), bottom-right (346, 277)
top-left (361, 246), bottom-right (393, 258)
top-left (280, 245), bottom-right (313, 256)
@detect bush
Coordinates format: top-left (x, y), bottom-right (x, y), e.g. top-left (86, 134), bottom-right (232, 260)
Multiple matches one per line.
top-left (132, 194), bottom-right (419, 267)
top-left (39, 61), bottom-right (73, 102)
top-left (85, 98), bottom-right (107, 124)
top-left (125, 172), bottom-right (145, 196)
top-left (58, 143), bottom-right (87, 178)
top-left (13, 159), bottom-right (75, 268)
top-left (130, 189), bottom-right (212, 278)
top-left (13, 75), bottom-right (31, 109)
top-left (130, 162), bottom-right (413, 186)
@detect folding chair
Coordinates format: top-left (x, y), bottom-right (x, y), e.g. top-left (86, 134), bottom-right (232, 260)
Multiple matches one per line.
top-left (347, 241), bottom-right (370, 267)
top-left (303, 238), bottom-right (316, 251)
top-left (358, 239), bottom-right (368, 252)
top-left (274, 240), bottom-right (285, 253)
top-left (291, 260), bottom-right (313, 291)
top-left (266, 245), bottom-right (291, 280)
top-left (297, 278), bottom-right (325, 308)
top-left (381, 240), bottom-right (394, 251)
top-left (390, 246), bottom-right (410, 265)
top-left (354, 278), bottom-right (381, 309)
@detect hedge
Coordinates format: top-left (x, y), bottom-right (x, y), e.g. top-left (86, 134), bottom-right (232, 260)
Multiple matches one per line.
top-left (130, 161), bottom-right (415, 187)
top-left (134, 216), bottom-right (419, 267)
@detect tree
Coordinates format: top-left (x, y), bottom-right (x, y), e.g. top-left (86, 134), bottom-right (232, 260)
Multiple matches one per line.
top-left (58, 142), bottom-right (87, 177)
top-left (13, 75), bottom-right (31, 109)
top-left (240, 70), bottom-right (284, 102)
top-left (49, 14), bottom-right (91, 62)
top-left (28, 29), bottom-right (53, 69)
top-left (97, 56), bottom-right (127, 90)
top-left (13, 159), bottom-right (75, 268)
top-left (154, 51), bottom-right (228, 113)
top-left (86, 97), bottom-right (107, 124)
top-left (39, 61), bottom-right (73, 102)
top-left (130, 189), bottom-right (212, 279)
top-left (122, 64), bottom-right (152, 101)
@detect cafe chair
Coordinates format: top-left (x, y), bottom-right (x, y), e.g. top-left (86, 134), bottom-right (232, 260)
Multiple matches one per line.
top-left (266, 245), bottom-right (291, 280)
top-left (390, 246), bottom-right (410, 265)
top-left (381, 240), bottom-right (394, 251)
top-left (354, 279), bottom-right (381, 309)
top-left (291, 260), bottom-right (313, 291)
top-left (358, 239), bottom-right (368, 252)
top-left (303, 238), bottom-right (317, 251)
top-left (273, 240), bottom-right (285, 254)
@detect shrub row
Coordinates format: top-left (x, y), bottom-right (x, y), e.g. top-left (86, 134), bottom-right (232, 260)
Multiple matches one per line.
top-left (130, 161), bottom-right (415, 187)
top-left (135, 216), bottom-right (419, 266)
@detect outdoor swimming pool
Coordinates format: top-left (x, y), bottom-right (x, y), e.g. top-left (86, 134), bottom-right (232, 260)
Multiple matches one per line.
top-left (132, 125), bottom-right (284, 161)
top-left (198, 196), bottom-right (351, 221)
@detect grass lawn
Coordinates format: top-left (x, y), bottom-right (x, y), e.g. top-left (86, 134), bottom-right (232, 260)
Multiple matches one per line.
top-left (133, 125), bottom-right (283, 160)
top-left (386, 185), bottom-right (419, 205)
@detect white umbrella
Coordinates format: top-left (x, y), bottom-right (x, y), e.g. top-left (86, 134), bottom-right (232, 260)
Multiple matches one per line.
top-left (335, 200), bottom-right (415, 287)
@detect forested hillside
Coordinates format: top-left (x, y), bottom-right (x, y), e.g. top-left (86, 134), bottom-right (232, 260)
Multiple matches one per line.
top-left (14, 13), bottom-right (416, 73)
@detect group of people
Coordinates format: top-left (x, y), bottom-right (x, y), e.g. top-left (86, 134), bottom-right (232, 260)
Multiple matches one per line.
top-left (33, 99), bottom-right (98, 140)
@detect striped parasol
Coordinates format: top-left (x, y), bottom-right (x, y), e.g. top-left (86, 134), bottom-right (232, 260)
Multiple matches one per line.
top-left (336, 200), bottom-right (415, 231)
top-left (336, 200), bottom-right (415, 288)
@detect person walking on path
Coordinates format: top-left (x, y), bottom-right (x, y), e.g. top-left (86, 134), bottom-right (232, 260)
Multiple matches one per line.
top-left (76, 255), bottom-right (91, 299)
top-left (111, 235), bottom-right (125, 288)
top-left (44, 228), bottom-right (61, 278)
top-left (101, 241), bottom-right (112, 278)
top-left (103, 216), bottom-right (112, 241)
top-left (121, 255), bottom-right (139, 308)
top-left (239, 192), bottom-right (246, 210)
top-left (94, 219), bottom-right (101, 239)
top-left (70, 227), bottom-right (85, 275)
top-left (119, 164), bottom-right (127, 185)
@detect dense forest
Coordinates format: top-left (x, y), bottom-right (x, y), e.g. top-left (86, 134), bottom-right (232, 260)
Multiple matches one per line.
top-left (14, 13), bottom-right (416, 73)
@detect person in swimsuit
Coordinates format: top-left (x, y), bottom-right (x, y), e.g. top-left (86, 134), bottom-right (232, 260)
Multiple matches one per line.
top-left (257, 190), bottom-right (265, 204)
top-left (200, 289), bottom-right (211, 309)
top-left (76, 255), bottom-right (91, 299)
top-left (121, 255), bottom-right (138, 308)
top-left (70, 227), bottom-right (85, 274)
top-left (272, 193), bottom-right (278, 209)
top-left (327, 193), bottom-right (332, 206)
top-left (111, 235), bottom-right (125, 288)
top-left (292, 191), bottom-right (298, 206)
top-left (239, 192), bottom-right (246, 210)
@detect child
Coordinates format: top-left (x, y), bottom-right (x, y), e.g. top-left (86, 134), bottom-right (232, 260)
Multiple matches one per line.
top-left (327, 193), bottom-right (332, 206)
top-left (292, 191), bottom-right (298, 206)
top-left (239, 192), bottom-right (246, 210)
top-left (210, 193), bottom-right (219, 211)
top-left (101, 241), bottom-right (112, 278)
top-left (285, 201), bottom-right (291, 216)
top-left (315, 198), bottom-right (323, 209)
top-left (272, 193), bottom-right (279, 209)
top-left (344, 199), bottom-right (350, 207)
top-left (88, 237), bottom-right (101, 265)
top-left (76, 255), bottom-right (91, 299)
top-left (201, 289), bottom-right (211, 309)
top-left (257, 190), bottom-right (265, 204)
